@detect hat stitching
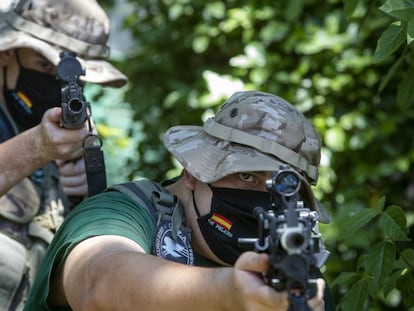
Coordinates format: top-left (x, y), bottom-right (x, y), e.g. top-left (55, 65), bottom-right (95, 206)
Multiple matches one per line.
top-left (203, 118), bottom-right (319, 182)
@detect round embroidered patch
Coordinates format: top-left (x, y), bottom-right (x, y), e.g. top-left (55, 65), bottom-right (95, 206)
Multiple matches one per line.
top-left (153, 220), bottom-right (194, 265)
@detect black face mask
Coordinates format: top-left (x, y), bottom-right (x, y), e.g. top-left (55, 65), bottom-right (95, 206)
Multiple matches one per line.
top-left (194, 186), bottom-right (271, 265)
top-left (3, 58), bottom-right (60, 130)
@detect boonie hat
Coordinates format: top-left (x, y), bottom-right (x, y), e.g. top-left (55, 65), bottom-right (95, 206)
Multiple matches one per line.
top-left (0, 0), bottom-right (127, 87)
top-left (164, 91), bottom-right (331, 223)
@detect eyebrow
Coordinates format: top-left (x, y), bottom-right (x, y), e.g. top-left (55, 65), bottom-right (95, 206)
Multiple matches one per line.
top-left (246, 171), bottom-right (268, 176)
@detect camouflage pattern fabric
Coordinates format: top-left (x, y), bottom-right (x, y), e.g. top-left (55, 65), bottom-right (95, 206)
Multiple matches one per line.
top-left (0, 0), bottom-right (127, 87)
top-left (164, 91), bottom-right (331, 223)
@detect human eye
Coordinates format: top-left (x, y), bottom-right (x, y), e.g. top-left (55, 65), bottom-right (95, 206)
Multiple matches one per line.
top-left (238, 173), bottom-right (255, 183)
top-left (37, 59), bottom-right (55, 74)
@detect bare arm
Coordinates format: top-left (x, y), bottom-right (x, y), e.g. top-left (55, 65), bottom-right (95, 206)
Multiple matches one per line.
top-left (49, 235), bottom-right (325, 311)
top-left (0, 107), bottom-right (88, 196)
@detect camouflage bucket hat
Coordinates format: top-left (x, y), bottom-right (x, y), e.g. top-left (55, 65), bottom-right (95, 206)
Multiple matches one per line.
top-left (164, 91), bottom-right (331, 223)
top-left (0, 0), bottom-right (127, 87)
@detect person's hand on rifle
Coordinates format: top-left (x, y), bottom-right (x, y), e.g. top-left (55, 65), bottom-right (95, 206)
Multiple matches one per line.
top-left (232, 251), bottom-right (326, 311)
top-left (0, 106), bottom-right (88, 196)
top-left (39, 107), bottom-right (88, 162)
top-left (56, 159), bottom-right (88, 198)
top-left (55, 113), bottom-right (98, 199)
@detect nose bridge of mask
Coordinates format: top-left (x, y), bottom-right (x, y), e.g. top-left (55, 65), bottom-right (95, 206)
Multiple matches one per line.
top-left (209, 185), bottom-right (272, 215)
top-left (15, 49), bottom-right (23, 67)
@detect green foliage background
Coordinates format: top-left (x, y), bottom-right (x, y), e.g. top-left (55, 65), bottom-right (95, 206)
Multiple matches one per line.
top-left (91, 0), bottom-right (414, 309)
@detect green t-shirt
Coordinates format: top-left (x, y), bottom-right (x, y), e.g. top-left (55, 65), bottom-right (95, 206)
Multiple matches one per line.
top-left (23, 191), bottom-right (155, 311)
top-left (24, 187), bottom-right (335, 310)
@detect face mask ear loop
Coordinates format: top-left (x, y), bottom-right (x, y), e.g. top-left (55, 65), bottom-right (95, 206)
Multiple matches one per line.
top-left (15, 49), bottom-right (22, 67)
top-left (193, 183), bottom-right (215, 219)
top-left (192, 191), bottom-right (202, 219)
top-left (2, 66), bottom-right (8, 91)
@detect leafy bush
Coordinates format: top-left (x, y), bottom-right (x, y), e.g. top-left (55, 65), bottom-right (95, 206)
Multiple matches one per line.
top-left (97, 0), bottom-right (414, 309)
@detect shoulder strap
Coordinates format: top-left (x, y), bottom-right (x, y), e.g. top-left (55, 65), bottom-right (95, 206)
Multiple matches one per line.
top-left (107, 180), bottom-right (187, 241)
top-left (108, 180), bottom-right (194, 265)
top-left (108, 180), bottom-right (159, 223)
top-left (0, 102), bottom-right (18, 142)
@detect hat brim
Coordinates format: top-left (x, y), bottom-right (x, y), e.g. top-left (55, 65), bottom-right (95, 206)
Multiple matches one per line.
top-left (0, 19), bottom-right (127, 87)
top-left (164, 125), bottom-right (331, 223)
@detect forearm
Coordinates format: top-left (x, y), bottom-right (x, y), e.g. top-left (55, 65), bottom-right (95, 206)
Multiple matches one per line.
top-left (0, 126), bottom-right (49, 195)
top-left (83, 253), bottom-right (231, 311)
top-left (58, 236), bottom-right (234, 311)
top-left (0, 107), bottom-right (88, 196)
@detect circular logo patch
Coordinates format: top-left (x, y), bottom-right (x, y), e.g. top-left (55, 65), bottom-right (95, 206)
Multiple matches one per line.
top-left (153, 220), bottom-right (194, 265)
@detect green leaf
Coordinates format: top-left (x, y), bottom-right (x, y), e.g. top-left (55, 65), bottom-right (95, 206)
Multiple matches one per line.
top-left (408, 15), bottom-right (414, 38)
top-left (340, 278), bottom-right (370, 310)
top-left (379, 0), bottom-right (414, 21)
top-left (376, 196), bottom-right (386, 210)
top-left (384, 269), bottom-right (404, 296)
top-left (331, 272), bottom-right (360, 287)
top-left (397, 66), bottom-right (414, 109)
top-left (365, 241), bottom-right (396, 292)
top-left (285, 0), bottom-right (304, 22)
top-left (378, 53), bottom-right (404, 92)
top-left (344, 0), bottom-right (360, 18)
top-left (324, 126), bottom-right (346, 151)
top-left (379, 205), bottom-right (410, 240)
top-left (341, 208), bottom-right (381, 239)
top-left (400, 248), bottom-right (414, 270)
top-left (373, 23), bottom-right (406, 62)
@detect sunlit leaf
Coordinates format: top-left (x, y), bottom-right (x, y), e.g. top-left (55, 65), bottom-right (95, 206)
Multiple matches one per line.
top-left (260, 21), bottom-right (289, 43)
top-left (192, 35), bottom-right (210, 53)
top-left (204, 1), bottom-right (226, 19)
top-left (379, 0), bottom-right (414, 21)
top-left (324, 127), bottom-right (346, 151)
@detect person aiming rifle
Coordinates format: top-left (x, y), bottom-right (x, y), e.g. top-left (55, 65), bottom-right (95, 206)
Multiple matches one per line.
top-left (25, 91), bottom-right (335, 311)
top-left (0, 0), bottom-right (127, 309)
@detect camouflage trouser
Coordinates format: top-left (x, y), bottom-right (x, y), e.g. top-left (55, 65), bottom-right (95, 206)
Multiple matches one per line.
top-left (0, 232), bottom-right (49, 311)
top-left (0, 166), bottom-right (66, 310)
top-left (0, 233), bottom-right (28, 311)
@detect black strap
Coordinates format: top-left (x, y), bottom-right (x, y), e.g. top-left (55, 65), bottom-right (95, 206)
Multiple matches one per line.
top-left (0, 99), bottom-right (17, 142)
top-left (83, 146), bottom-right (106, 196)
top-left (110, 181), bottom-right (158, 224)
top-left (82, 129), bottom-right (107, 197)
